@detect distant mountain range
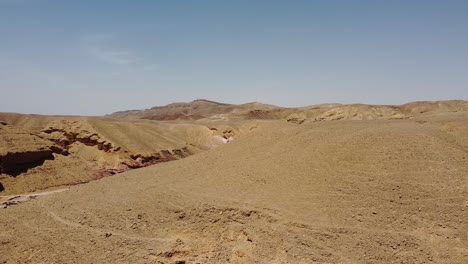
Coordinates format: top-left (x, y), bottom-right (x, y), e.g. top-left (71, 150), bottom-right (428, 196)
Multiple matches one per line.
top-left (109, 99), bottom-right (468, 123)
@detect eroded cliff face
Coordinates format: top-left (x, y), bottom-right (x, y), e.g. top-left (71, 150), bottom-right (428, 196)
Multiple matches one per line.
top-left (38, 120), bottom-right (193, 171)
top-left (0, 119), bottom-right (195, 194)
top-left (0, 124), bottom-right (62, 178)
top-left (0, 113), bottom-right (247, 194)
top-left (39, 120), bottom-right (116, 152)
top-left (0, 149), bottom-right (54, 176)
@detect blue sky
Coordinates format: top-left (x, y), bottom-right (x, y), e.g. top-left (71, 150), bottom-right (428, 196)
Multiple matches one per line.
top-left (1, 0), bottom-right (467, 115)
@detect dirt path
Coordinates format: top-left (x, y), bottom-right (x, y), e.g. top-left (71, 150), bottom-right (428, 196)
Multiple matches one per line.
top-left (0, 188), bottom-right (69, 208)
top-left (46, 210), bottom-right (175, 243)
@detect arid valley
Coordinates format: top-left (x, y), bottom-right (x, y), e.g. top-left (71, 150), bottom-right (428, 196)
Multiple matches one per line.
top-left (1, 99), bottom-right (467, 263)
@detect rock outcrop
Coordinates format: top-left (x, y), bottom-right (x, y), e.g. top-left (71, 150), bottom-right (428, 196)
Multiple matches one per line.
top-left (0, 125), bottom-right (60, 177)
top-left (313, 105), bottom-right (408, 121)
top-left (127, 147), bottom-right (190, 168)
top-left (0, 117), bottom-right (200, 194)
top-left (0, 149), bottom-right (54, 176)
top-left (40, 121), bottom-right (117, 153)
top-left (285, 112), bottom-right (306, 124)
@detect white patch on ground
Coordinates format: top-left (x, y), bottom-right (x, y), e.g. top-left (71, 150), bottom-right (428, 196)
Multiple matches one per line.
top-left (206, 135), bottom-right (235, 148)
top-left (214, 135), bottom-right (228, 144)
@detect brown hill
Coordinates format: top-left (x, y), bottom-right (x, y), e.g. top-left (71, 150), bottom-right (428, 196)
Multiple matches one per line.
top-left (2, 100), bottom-right (468, 195)
top-left (0, 113), bottom-right (255, 195)
top-left (1, 111), bottom-right (467, 263)
top-left (110, 99), bottom-right (468, 123)
top-left (1, 100), bottom-right (468, 263)
top-left (110, 99), bottom-right (283, 121)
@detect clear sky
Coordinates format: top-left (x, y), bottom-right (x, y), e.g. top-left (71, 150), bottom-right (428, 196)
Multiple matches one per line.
top-left (1, 0), bottom-right (467, 115)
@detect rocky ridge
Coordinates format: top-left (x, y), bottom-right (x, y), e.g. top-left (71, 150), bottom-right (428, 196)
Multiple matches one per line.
top-left (0, 119), bottom-right (194, 194)
top-left (110, 99), bottom-right (468, 123)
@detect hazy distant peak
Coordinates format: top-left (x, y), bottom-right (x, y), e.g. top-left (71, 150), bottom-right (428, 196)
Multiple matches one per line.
top-left (149, 99), bottom-right (229, 110)
top-left (109, 99), bottom-right (468, 122)
top-left (191, 99), bottom-right (231, 105)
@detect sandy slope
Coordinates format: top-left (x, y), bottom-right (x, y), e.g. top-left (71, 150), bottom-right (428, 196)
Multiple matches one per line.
top-left (1, 111), bottom-right (467, 263)
top-left (3, 100), bottom-right (464, 196)
top-left (0, 113), bottom-right (252, 194)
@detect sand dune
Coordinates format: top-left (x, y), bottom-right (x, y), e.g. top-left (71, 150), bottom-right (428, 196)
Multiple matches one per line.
top-left (1, 100), bottom-right (467, 263)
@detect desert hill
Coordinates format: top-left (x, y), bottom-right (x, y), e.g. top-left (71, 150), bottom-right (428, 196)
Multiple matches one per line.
top-left (110, 99), bottom-right (280, 121)
top-left (110, 99), bottom-right (468, 122)
top-left (0, 100), bottom-right (467, 263)
top-left (2, 99), bottom-right (468, 195)
top-left (0, 113), bottom-right (255, 195)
